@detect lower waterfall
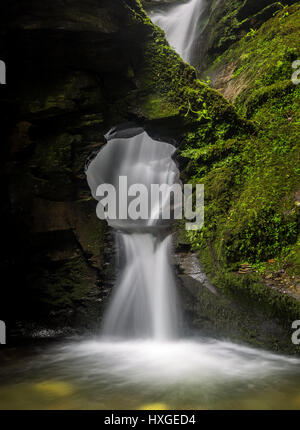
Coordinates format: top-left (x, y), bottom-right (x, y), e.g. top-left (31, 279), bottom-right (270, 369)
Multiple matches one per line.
top-left (102, 233), bottom-right (179, 339)
top-left (86, 127), bottom-right (181, 339)
top-left (0, 126), bottom-right (299, 410)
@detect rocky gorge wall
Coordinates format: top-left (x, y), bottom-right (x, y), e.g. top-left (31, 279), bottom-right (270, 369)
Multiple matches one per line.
top-left (142, 0), bottom-right (300, 353)
top-left (0, 0), bottom-right (299, 353)
top-left (176, 1), bottom-right (300, 353)
top-left (0, 0), bottom-right (243, 336)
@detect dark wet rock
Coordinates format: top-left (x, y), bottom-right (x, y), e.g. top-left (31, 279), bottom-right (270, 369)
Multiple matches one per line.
top-left (0, 0), bottom-right (162, 333)
top-left (176, 251), bottom-right (299, 354)
top-left (1, 0), bottom-right (298, 353)
top-left (1, 0), bottom-right (245, 336)
top-left (142, 0), bottom-right (186, 7)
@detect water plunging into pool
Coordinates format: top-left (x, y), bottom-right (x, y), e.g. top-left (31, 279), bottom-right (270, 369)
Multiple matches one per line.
top-left (1, 2), bottom-right (300, 410)
top-left (86, 129), bottom-right (181, 340)
top-left (0, 125), bottom-right (299, 411)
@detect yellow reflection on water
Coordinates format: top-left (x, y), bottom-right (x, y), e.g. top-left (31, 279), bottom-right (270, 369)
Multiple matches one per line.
top-left (34, 381), bottom-right (75, 397)
top-left (139, 403), bottom-right (169, 410)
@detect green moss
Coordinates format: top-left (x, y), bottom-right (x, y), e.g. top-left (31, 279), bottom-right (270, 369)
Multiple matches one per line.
top-left (200, 0), bottom-right (293, 72)
top-left (197, 243), bottom-right (300, 338)
top-left (125, 3), bottom-right (245, 133)
top-left (193, 272), bottom-right (300, 353)
top-left (180, 4), bottom-right (300, 328)
top-left (209, 4), bottom-right (300, 105)
top-left (141, 94), bottom-right (180, 119)
top-left (23, 72), bottom-right (103, 118)
top-left (33, 133), bottom-right (76, 176)
top-left (4, 0), bottom-right (299, 334)
top-left (32, 255), bottom-right (96, 308)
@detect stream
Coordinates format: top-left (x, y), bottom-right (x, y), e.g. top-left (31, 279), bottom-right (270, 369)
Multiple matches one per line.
top-left (1, 127), bottom-right (300, 410)
top-left (0, 0), bottom-right (300, 411)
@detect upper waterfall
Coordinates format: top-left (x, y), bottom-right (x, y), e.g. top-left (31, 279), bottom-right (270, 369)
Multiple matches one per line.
top-left (150, 0), bottom-right (207, 64)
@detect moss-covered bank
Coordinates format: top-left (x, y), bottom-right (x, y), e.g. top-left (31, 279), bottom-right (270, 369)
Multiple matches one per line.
top-left (177, 3), bottom-right (300, 353)
top-left (197, 0), bottom-right (297, 73)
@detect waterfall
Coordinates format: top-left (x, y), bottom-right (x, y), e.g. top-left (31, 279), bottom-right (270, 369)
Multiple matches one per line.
top-left (86, 127), bottom-right (181, 340)
top-left (2, 2), bottom-right (300, 412)
top-left (150, 0), bottom-right (207, 63)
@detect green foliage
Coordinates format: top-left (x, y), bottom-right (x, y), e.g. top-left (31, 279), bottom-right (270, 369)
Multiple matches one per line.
top-left (245, 28), bottom-right (257, 38)
top-left (180, 4), bottom-right (300, 280)
top-left (126, 3), bottom-right (244, 134)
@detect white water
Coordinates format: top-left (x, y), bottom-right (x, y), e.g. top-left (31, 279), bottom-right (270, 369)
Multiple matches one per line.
top-left (84, 127), bottom-right (300, 401)
top-left (12, 337), bottom-right (298, 409)
top-left (51, 339), bottom-right (300, 389)
top-left (1, 129), bottom-right (299, 409)
top-left (0, 5), bottom-right (300, 411)
top-left (102, 233), bottom-right (179, 339)
top-left (82, 0), bottom-right (300, 397)
top-left (86, 129), bottom-right (181, 339)
top-left (151, 0), bottom-right (207, 63)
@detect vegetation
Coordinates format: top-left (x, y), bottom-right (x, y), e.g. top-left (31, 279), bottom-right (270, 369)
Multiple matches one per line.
top-left (1, 0), bottom-right (299, 342)
top-left (179, 4), bottom-right (300, 324)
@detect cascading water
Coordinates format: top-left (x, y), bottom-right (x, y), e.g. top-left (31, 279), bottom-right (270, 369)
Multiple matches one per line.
top-left (150, 0), bottom-right (207, 63)
top-left (86, 128), bottom-right (181, 340)
top-left (102, 233), bottom-right (179, 339)
top-left (1, 4), bottom-right (300, 411)
top-left (1, 132), bottom-right (300, 411)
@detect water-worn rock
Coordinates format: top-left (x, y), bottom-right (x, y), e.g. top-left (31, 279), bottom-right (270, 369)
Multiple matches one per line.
top-left (175, 249), bottom-right (300, 354)
top-left (0, 0), bottom-right (240, 335)
top-left (1, 0), bottom-right (299, 355)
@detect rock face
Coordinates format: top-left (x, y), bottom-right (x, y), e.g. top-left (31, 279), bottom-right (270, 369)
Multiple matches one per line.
top-left (0, 0), bottom-right (240, 335)
top-left (142, 0), bottom-right (185, 7)
top-left (176, 1), bottom-right (300, 355)
top-left (0, 0), bottom-right (299, 354)
top-left (176, 251), bottom-right (298, 353)
top-left (0, 0), bottom-right (154, 333)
